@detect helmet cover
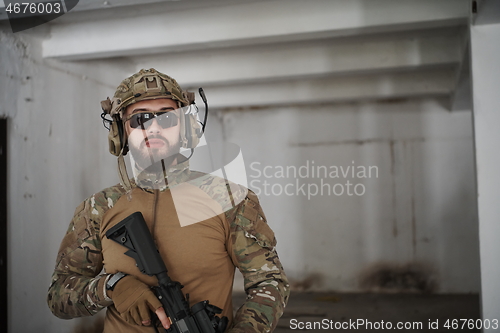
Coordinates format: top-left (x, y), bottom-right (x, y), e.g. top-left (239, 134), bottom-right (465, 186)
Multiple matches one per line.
top-left (107, 68), bottom-right (191, 117)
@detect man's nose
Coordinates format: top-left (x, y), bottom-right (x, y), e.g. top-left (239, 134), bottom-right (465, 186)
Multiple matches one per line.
top-left (147, 118), bottom-right (162, 133)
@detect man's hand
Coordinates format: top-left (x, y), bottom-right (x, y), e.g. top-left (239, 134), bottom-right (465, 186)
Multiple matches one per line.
top-left (108, 275), bottom-right (170, 329)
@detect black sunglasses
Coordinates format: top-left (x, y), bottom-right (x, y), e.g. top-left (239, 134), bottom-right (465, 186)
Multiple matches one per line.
top-left (125, 111), bottom-right (179, 129)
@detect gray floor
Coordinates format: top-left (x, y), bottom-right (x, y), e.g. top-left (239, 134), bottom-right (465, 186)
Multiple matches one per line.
top-left (233, 292), bottom-right (482, 332)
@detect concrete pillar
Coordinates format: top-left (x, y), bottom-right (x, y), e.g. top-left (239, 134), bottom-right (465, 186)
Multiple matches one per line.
top-left (469, 1), bottom-right (500, 326)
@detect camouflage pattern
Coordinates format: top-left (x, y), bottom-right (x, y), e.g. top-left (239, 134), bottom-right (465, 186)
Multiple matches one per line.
top-left (47, 185), bottom-right (127, 318)
top-left (225, 191), bottom-right (290, 333)
top-left (47, 159), bottom-right (290, 332)
top-left (106, 68), bottom-right (190, 117)
top-left (133, 157), bottom-right (193, 191)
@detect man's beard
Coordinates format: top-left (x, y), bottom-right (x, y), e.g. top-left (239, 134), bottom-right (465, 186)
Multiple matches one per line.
top-left (128, 134), bottom-right (181, 173)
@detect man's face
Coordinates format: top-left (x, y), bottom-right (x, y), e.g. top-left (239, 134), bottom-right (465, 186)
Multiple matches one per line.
top-left (123, 98), bottom-right (181, 169)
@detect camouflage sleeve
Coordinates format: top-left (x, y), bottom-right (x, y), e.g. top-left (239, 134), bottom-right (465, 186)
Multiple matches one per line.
top-left (47, 198), bottom-right (113, 319)
top-left (226, 190), bottom-right (290, 333)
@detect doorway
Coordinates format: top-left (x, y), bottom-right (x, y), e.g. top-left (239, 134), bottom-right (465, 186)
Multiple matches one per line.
top-left (0, 118), bottom-right (7, 332)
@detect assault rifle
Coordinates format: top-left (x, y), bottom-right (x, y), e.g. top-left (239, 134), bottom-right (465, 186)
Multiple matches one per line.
top-left (105, 212), bottom-right (228, 333)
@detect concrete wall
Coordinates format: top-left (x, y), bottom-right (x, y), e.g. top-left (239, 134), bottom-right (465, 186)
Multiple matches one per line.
top-left (220, 99), bottom-right (479, 293)
top-left (0, 27), bottom-right (134, 332)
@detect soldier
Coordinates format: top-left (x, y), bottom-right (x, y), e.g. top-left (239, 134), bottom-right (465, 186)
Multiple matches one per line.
top-left (47, 68), bottom-right (289, 332)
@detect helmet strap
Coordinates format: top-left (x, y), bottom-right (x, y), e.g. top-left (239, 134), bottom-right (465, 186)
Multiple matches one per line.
top-left (117, 153), bottom-right (133, 201)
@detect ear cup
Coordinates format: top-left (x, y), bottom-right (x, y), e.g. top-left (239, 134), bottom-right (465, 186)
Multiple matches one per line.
top-left (108, 119), bottom-right (122, 156)
top-left (108, 115), bottom-right (128, 156)
top-left (182, 113), bottom-right (202, 149)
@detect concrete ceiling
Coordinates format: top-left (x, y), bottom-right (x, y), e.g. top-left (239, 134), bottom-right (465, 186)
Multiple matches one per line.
top-left (2, 0), bottom-right (473, 109)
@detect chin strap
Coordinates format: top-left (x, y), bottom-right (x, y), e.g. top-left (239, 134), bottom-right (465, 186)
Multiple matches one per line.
top-left (118, 153), bottom-right (133, 201)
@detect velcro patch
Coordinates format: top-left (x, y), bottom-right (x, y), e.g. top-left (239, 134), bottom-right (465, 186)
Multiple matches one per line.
top-left (243, 201), bottom-right (258, 222)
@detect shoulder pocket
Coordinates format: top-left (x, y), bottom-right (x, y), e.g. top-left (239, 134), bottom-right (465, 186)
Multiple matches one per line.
top-left (56, 200), bottom-right (93, 264)
top-left (237, 194), bottom-right (276, 249)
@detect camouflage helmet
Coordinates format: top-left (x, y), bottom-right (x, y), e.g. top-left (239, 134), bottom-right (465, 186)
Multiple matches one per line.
top-left (101, 68), bottom-right (193, 117)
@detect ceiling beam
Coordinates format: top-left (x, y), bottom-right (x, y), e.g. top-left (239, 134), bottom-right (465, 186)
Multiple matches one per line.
top-left (42, 0), bottom-right (470, 60)
top-left (136, 32), bottom-right (462, 87)
top-left (198, 69), bottom-right (455, 109)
